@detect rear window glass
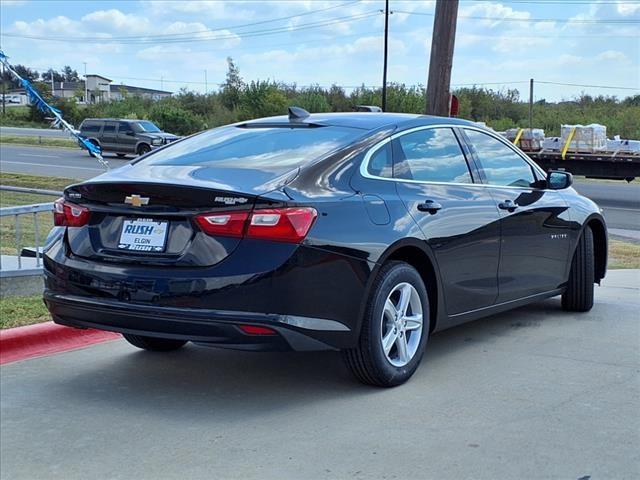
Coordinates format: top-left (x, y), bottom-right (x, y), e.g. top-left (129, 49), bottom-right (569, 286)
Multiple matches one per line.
top-left (137, 125), bottom-right (363, 170)
top-left (81, 123), bottom-right (100, 133)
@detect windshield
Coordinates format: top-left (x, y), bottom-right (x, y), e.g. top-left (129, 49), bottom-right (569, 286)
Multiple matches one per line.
top-left (133, 121), bottom-right (161, 133)
top-left (136, 125), bottom-right (364, 171)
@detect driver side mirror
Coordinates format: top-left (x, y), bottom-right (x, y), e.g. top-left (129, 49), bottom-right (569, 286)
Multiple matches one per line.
top-left (547, 170), bottom-right (573, 190)
top-left (125, 131), bottom-right (135, 136)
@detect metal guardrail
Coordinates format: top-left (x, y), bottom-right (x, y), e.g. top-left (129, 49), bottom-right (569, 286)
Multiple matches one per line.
top-left (0, 200), bottom-right (56, 278)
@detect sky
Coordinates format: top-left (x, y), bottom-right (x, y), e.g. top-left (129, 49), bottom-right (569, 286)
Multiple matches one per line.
top-left (0, 0), bottom-right (638, 102)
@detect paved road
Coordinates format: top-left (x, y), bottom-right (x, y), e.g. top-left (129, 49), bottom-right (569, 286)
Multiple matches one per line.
top-left (0, 143), bottom-right (638, 232)
top-left (0, 144), bottom-right (129, 180)
top-left (0, 126), bottom-right (69, 138)
top-left (1, 269), bottom-right (638, 480)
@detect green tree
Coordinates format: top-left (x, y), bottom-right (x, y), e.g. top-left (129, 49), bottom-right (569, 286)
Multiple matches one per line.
top-left (220, 57), bottom-right (244, 111)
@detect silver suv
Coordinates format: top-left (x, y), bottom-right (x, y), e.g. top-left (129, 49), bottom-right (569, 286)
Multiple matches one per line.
top-left (79, 118), bottom-right (180, 157)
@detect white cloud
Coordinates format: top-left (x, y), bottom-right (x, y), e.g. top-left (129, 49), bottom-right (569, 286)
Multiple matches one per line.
top-left (596, 50), bottom-right (628, 62)
top-left (81, 9), bottom-right (150, 34)
top-left (0, 0), bottom-right (27, 5)
top-left (616, 1), bottom-right (640, 16)
top-left (242, 35), bottom-right (406, 66)
top-left (459, 1), bottom-right (531, 28)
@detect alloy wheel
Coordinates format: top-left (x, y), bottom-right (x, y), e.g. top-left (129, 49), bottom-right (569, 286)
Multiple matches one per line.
top-left (380, 282), bottom-right (423, 367)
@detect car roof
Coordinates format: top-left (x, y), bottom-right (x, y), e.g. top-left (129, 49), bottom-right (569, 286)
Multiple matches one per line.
top-left (81, 118), bottom-right (143, 123)
top-left (243, 112), bottom-right (478, 131)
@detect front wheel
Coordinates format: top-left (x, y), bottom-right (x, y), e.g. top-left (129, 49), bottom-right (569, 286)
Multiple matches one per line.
top-left (343, 261), bottom-right (429, 387)
top-left (137, 144), bottom-right (151, 156)
top-left (561, 226), bottom-right (595, 312)
top-left (123, 334), bottom-right (187, 352)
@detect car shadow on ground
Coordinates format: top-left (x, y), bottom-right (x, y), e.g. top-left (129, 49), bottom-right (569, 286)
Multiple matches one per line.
top-left (53, 297), bottom-right (572, 418)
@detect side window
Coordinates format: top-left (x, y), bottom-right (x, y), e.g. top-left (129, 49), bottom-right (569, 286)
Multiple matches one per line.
top-left (118, 122), bottom-right (133, 134)
top-left (394, 128), bottom-right (472, 184)
top-left (103, 123), bottom-right (116, 134)
top-left (367, 142), bottom-right (393, 178)
top-left (465, 130), bottom-right (535, 188)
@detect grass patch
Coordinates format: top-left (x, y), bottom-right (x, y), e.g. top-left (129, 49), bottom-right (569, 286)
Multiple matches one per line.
top-left (0, 173), bottom-right (77, 255)
top-left (0, 134), bottom-right (77, 148)
top-left (609, 240), bottom-right (640, 269)
top-left (0, 172), bottom-right (77, 191)
top-left (0, 295), bottom-right (50, 329)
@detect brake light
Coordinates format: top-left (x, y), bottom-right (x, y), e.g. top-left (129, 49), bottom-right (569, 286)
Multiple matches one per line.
top-left (247, 208), bottom-right (317, 243)
top-left (53, 198), bottom-right (91, 227)
top-left (194, 211), bottom-right (249, 237)
top-left (194, 207), bottom-right (317, 243)
top-left (238, 325), bottom-right (277, 336)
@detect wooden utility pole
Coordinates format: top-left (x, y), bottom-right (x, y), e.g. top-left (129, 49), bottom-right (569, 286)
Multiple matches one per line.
top-left (381, 0), bottom-right (390, 111)
top-left (425, 0), bottom-right (459, 116)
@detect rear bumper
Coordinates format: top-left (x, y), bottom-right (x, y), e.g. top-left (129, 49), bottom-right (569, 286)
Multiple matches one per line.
top-left (44, 292), bottom-right (342, 351)
top-left (43, 237), bottom-right (374, 350)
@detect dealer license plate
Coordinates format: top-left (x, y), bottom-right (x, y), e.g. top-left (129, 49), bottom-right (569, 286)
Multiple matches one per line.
top-left (118, 219), bottom-right (168, 252)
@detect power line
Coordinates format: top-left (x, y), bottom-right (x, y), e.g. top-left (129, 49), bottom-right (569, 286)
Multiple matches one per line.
top-left (5, 1), bottom-right (362, 42)
top-left (395, 9), bottom-right (640, 24)
top-left (535, 81), bottom-right (640, 91)
top-left (1, 11), bottom-right (381, 45)
top-left (469, 1), bottom-right (640, 4)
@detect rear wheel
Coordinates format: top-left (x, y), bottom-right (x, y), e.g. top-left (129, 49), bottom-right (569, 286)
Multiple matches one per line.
top-left (123, 334), bottom-right (187, 352)
top-left (137, 144), bottom-right (151, 156)
top-left (343, 261), bottom-right (429, 387)
top-left (561, 226), bottom-right (595, 312)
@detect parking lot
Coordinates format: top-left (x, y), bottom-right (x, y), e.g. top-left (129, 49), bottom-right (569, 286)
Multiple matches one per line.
top-left (1, 270), bottom-right (638, 480)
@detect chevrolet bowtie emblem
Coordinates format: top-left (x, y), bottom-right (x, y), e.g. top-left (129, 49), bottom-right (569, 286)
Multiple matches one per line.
top-left (124, 194), bottom-right (149, 207)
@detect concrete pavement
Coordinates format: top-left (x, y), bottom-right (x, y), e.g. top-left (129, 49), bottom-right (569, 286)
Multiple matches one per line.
top-left (1, 269), bottom-right (638, 480)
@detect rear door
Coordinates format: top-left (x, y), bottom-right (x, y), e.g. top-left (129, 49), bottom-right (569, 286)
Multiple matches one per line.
top-left (101, 121), bottom-right (118, 152)
top-left (391, 126), bottom-right (501, 315)
top-left (461, 128), bottom-right (572, 302)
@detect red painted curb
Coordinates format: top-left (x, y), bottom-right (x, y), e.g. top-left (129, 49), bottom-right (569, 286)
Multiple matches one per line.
top-left (0, 321), bottom-right (120, 365)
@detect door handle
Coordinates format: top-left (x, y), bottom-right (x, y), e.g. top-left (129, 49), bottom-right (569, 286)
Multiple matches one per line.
top-left (498, 200), bottom-right (518, 212)
top-left (417, 200), bottom-right (443, 214)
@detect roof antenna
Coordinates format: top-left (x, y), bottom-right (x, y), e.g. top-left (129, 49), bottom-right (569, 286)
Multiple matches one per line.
top-left (288, 106), bottom-right (310, 121)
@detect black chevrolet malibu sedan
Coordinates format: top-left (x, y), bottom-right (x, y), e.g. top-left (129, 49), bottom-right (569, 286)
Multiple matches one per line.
top-left (43, 109), bottom-right (607, 386)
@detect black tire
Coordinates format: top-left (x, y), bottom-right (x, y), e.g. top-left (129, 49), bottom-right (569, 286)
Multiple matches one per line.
top-left (123, 334), bottom-right (187, 352)
top-left (116, 153), bottom-right (127, 158)
top-left (343, 261), bottom-right (430, 387)
top-left (561, 226), bottom-right (595, 312)
top-left (137, 144), bottom-right (151, 156)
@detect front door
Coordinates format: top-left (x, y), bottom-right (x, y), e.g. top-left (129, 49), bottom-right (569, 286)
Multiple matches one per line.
top-left (462, 128), bottom-right (572, 303)
top-left (117, 122), bottom-right (137, 154)
top-left (391, 127), bottom-right (501, 315)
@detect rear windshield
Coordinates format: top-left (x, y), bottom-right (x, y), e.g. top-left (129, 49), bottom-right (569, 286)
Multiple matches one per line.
top-left (81, 122), bottom-right (101, 132)
top-left (136, 125), bottom-right (363, 170)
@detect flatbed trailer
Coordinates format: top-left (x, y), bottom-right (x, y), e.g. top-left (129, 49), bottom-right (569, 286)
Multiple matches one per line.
top-left (525, 150), bottom-right (640, 181)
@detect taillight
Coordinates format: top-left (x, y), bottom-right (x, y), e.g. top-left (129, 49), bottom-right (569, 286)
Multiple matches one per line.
top-left (53, 198), bottom-right (91, 227)
top-left (194, 211), bottom-right (249, 237)
top-left (247, 208), bottom-right (317, 243)
top-left (194, 207), bottom-right (317, 244)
